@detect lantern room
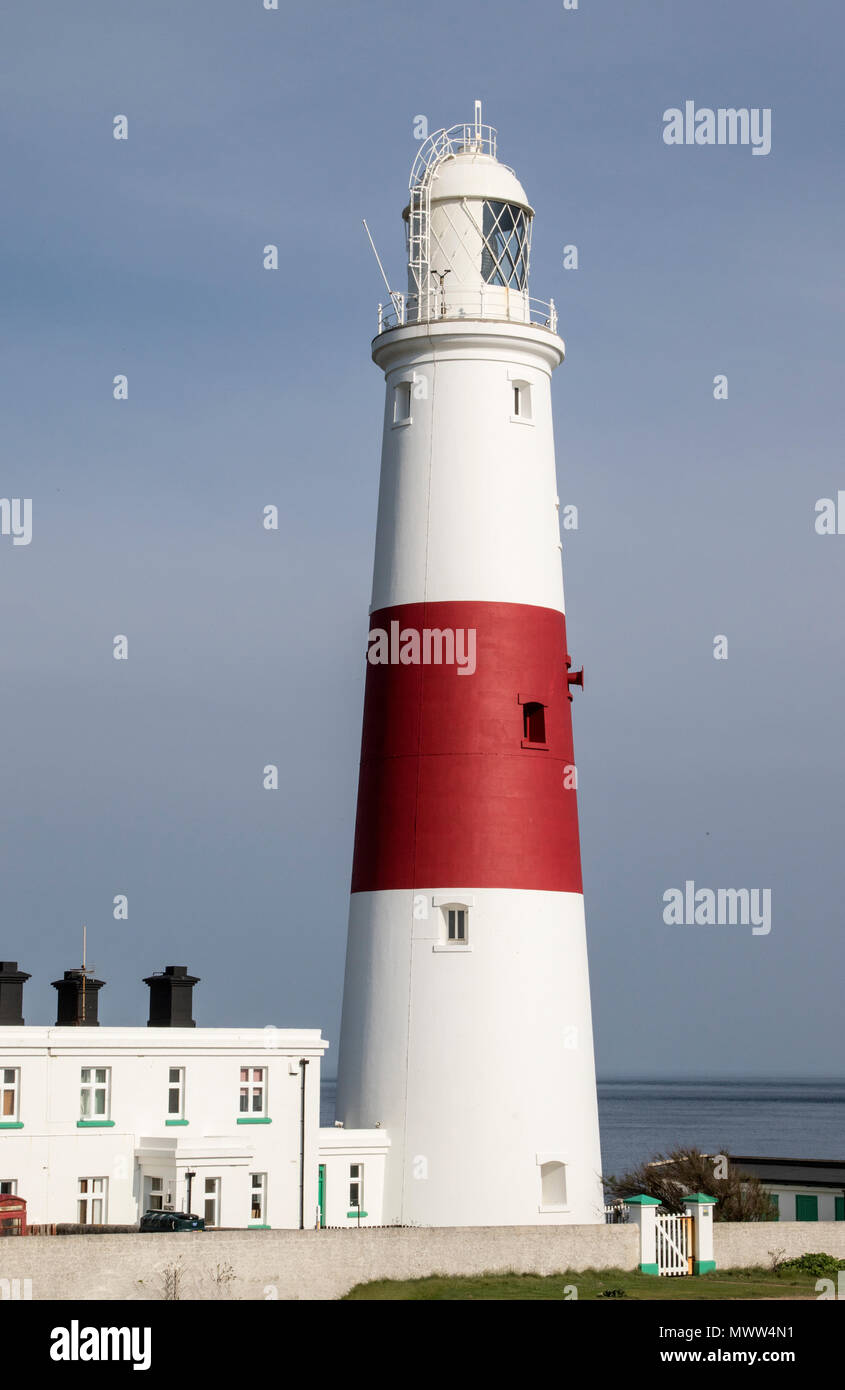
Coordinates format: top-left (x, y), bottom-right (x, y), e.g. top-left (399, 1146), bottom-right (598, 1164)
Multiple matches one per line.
top-left (385, 101), bottom-right (556, 333)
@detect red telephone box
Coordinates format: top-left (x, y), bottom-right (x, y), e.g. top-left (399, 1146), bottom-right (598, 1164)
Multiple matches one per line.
top-left (0, 1194), bottom-right (27, 1236)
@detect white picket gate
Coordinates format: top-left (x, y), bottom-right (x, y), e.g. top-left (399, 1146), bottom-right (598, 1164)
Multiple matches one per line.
top-left (655, 1211), bottom-right (693, 1276)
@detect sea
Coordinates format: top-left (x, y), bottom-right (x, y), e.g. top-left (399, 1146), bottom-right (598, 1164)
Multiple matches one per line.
top-left (320, 1077), bottom-right (845, 1179)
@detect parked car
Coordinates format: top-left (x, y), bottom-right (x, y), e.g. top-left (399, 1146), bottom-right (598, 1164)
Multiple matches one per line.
top-left (139, 1210), bottom-right (204, 1232)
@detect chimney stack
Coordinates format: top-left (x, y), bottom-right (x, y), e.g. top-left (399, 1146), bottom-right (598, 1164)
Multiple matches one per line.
top-left (0, 962), bottom-right (31, 1026)
top-left (51, 969), bottom-right (105, 1026)
top-left (143, 966), bottom-right (200, 1028)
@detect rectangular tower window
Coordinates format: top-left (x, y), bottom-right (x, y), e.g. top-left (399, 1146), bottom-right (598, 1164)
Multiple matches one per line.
top-left (523, 702), bottom-right (546, 745)
top-left (511, 382), bottom-right (532, 420)
top-left (0, 1180), bottom-right (17, 1196)
top-left (447, 908), bottom-right (467, 942)
top-left (393, 381), bottom-right (412, 424)
top-left (540, 1161), bottom-right (567, 1210)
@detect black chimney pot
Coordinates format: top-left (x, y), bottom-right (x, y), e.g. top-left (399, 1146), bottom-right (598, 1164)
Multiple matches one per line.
top-left (143, 965), bottom-right (200, 1028)
top-left (51, 969), bottom-right (105, 1026)
top-left (0, 962), bottom-right (31, 1026)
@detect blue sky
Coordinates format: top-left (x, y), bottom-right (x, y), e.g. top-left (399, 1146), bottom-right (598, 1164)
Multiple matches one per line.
top-left (2, 0), bottom-right (843, 1077)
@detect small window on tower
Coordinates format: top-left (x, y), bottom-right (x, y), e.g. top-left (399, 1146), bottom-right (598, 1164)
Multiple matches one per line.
top-left (522, 701), bottom-right (546, 745)
top-left (539, 1160), bottom-right (567, 1211)
top-left (393, 381), bottom-right (412, 425)
top-left (435, 904), bottom-right (470, 948)
top-left (511, 382), bottom-right (532, 421)
top-left (447, 907), bottom-right (467, 942)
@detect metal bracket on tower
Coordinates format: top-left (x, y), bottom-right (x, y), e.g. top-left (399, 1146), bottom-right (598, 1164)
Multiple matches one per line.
top-left (566, 655), bottom-right (584, 700)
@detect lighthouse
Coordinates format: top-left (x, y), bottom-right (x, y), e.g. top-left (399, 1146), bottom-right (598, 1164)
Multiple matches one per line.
top-left (336, 104), bottom-right (603, 1227)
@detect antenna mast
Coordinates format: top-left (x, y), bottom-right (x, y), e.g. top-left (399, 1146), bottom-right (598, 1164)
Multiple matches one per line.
top-left (80, 925), bottom-right (96, 1024)
top-left (362, 221), bottom-right (404, 321)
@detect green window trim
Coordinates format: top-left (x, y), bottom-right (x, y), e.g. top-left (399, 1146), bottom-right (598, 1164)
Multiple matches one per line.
top-left (0, 1122), bottom-right (23, 1130)
top-left (346, 1210), bottom-right (368, 1219)
top-left (165, 1119), bottom-right (189, 1126)
top-left (77, 1120), bottom-right (115, 1128)
top-left (248, 1224), bottom-right (272, 1229)
top-left (318, 1163), bottom-right (326, 1230)
top-left (236, 1116), bottom-right (272, 1125)
top-left (835, 1196), bottom-right (845, 1221)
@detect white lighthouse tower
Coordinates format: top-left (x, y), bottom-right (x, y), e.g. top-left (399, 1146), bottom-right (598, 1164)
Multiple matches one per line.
top-left (336, 104), bottom-right (603, 1227)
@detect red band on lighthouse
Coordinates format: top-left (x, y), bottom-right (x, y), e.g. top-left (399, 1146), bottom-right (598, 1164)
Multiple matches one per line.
top-left (351, 600), bottom-right (583, 893)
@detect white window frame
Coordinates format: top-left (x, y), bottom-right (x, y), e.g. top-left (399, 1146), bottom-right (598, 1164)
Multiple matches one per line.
top-left (146, 1176), bottom-right (164, 1212)
top-left (392, 379), bottom-right (413, 427)
top-left (1, 1068), bottom-right (20, 1122)
top-left (537, 1154), bottom-right (568, 1213)
top-left (79, 1067), bottom-right (111, 1120)
top-left (204, 1176), bottom-right (220, 1228)
top-left (0, 1179), bottom-right (17, 1196)
top-left (447, 906), bottom-right (468, 942)
top-left (509, 377), bottom-right (533, 425)
top-left (349, 1163), bottom-right (364, 1212)
top-left (432, 897), bottom-right (474, 952)
top-left (250, 1172), bottom-right (267, 1225)
top-left (167, 1066), bottom-right (185, 1119)
top-left (78, 1176), bottom-right (108, 1225)
top-left (239, 1066), bottom-right (267, 1116)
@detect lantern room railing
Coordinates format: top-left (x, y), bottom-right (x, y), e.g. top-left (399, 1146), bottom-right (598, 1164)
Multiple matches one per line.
top-left (377, 288), bottom-right (558, 336)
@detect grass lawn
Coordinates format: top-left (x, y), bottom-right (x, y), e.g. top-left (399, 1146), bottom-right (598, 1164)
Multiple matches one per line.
top-left (342, 1266), bottom-right (819, 1300)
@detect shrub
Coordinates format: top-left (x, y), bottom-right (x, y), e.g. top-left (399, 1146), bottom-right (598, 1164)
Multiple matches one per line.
top-left (604, 1147), bottom-right (779, 1221)
top-left (776, 1253), bottom-right (845, 1279)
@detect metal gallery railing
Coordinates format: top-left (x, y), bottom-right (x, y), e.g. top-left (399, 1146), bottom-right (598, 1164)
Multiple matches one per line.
top-left (377, 287), bottom-right (558, 335)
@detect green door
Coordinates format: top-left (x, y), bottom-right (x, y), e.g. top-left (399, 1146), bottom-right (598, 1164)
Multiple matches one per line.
top-left (318, 1164), bottom-right (326, 1228)
top-left (795, 1194), bottom-right (818, 1222)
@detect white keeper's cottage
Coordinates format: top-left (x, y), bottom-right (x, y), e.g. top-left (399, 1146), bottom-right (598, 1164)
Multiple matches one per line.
top-left (0, 962), bottom-right (388, 1230)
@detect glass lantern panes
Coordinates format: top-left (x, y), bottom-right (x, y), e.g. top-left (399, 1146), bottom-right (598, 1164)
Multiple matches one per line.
top-left (481, 201), bottom-right (530, 288)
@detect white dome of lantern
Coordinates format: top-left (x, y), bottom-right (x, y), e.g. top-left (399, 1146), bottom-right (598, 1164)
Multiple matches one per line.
top-left (391, 102), bottom-right (555, 332)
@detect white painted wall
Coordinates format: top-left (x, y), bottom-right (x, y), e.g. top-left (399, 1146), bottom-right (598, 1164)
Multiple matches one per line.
top-left (370, 322), bottom-right (565, 613)
top-left (318, 1129), bottom-right (390, 1229)
top-left (0, 1028), bottom-right (328, 1229)
top-left (764, 1187), bottom-right (842, 1222)
top-left (338, 889), bottom-right (603, 1227)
